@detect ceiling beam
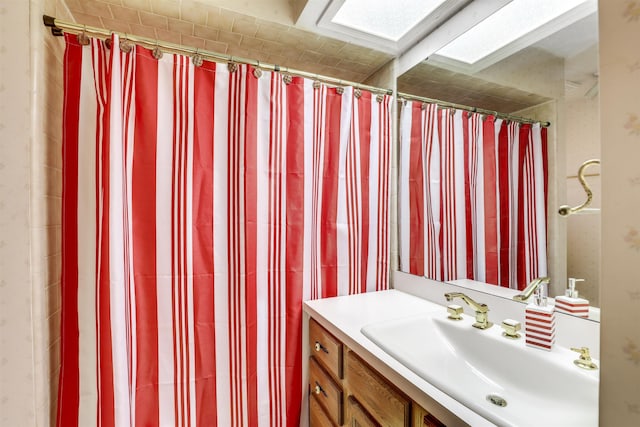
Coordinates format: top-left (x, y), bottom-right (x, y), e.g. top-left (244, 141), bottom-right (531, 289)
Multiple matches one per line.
top-left (397, 0), bottom-right (512, 75)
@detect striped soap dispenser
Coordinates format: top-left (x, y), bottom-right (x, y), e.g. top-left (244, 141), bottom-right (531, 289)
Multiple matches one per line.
top-left (524, 280), bottom-right (556, 351)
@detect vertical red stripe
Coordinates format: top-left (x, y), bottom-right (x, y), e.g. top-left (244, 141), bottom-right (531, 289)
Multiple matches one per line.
top-left (516, 125), bottom-right (529, 289)
top-left (409, 103), bottom-right (425, 276)
top-left (58, 33), bottom-right (82, 427)
top-left (358, 93), bottom-right (371, 293)
top-left (98, 36), bottom-right (116, 427)
top-left (541, 127), bottom-right (549, 241)
top-left (192, 59), bottom-right (218, 425)
top-left (497, 122), bottom-right (511, 287)
top-left (243, 65), bottom-right (259, 427)
top-left (132, 47), bottom-right (160, 427)
top-left (285, 77), bottom-right (305, 427)
top-left (462, 112), bottom-right (474, 279)
top-left (321, 89), bottom-right (342, 298)
top-left (482, 116), bottom-right (499, 284)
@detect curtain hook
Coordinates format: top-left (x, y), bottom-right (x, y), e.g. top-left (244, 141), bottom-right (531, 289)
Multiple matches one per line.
top-left (354, 87), bottom-right (362, 99)
top-left (152, 39), bottom-right (163, 60)
top-left (120, 33), bottom-right (132, 53)
top-left (336, 80), bottom-right (344, 95)
top-left (78, 24), bottom-right (90, 45)
top-left (313, 74), bottom-right (321, 89)
top-left (253, 60), bottom-right (262, 78)
top-left (228, 56), bottom-right (238, 72)
top-left (192, 48), bottom-right (203, 66)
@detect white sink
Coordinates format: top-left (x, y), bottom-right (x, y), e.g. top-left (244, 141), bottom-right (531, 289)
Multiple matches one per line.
top-left (361, 312), bottom-right (599, 426)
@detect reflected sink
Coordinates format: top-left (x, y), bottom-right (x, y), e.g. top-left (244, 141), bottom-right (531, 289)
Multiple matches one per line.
top-left (361, 312), bottom-right (599, 426)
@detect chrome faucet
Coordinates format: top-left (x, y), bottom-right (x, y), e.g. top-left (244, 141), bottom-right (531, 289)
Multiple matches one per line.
top-left (444, 292), bottom-right (493, 329)
top-left (513, 277), bottom-right (550, 302)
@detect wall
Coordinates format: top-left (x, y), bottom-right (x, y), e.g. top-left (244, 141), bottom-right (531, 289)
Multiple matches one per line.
top-left (564, 96), bottom-right (600, 306)
top-left (599, 0), bottom-right (640, 424)
top-left (0, 0), bottom-right (68, 425)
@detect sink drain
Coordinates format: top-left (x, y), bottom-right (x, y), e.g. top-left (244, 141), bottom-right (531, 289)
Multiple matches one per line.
top-left (486, 394), bottom-right (507, 407)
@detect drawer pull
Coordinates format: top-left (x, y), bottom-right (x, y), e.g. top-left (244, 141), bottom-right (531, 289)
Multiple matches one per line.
top-left (314, 341), bottom-right (329, 354)
top-left (314, 381), bottom-right (327, 397)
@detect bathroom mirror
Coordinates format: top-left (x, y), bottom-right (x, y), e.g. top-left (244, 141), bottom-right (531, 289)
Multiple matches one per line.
top-left (396, 0), bottom-right (601, 316)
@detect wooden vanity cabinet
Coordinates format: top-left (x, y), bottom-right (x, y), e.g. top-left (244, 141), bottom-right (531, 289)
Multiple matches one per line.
top-left (308, 318), bottom-right (446, 427)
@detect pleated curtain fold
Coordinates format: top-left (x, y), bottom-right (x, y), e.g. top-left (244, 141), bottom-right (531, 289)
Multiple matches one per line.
top-left (399, 101), bottom-right (548, 290)
top-left (58, 34), bottom-right (392, 427)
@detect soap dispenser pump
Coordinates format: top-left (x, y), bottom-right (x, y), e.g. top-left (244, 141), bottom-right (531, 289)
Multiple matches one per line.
top-left (555, 278), bottom-right (589, 318)
top-left (524, 280), bottom-right (556, 351)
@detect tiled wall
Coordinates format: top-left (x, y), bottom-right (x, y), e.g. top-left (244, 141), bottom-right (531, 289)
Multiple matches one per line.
top-left (599, 0), bottom-right (640, 424)
top-left (0, 0), bottom-right (37, 424)
top-left (564, 96), bottom-right (601, 306)
top-left (0, 0), bottom-right (67, 425)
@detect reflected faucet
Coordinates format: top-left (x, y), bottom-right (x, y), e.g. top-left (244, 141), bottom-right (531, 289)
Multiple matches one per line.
top-left (513, 277), bottom-right (550, 302)
top-left (444, 292), bottom-right (493, 329)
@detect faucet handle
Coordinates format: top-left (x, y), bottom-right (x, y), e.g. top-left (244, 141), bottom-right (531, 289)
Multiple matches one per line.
top-left (571, 347), bottom-right (598, 370)
top-left (446, 304), bottom-right (463, 321)
top-left (501, 319), bottom-right (521, 339)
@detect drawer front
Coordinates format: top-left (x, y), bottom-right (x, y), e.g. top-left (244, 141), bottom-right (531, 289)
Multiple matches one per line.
top-left (310, 393), bottom-right (337, 427)
top-left (309, 318), bottom-right (343, 380)
top-left (345, 351), bottom-right (410, 427)
top-left (347, 396), bottom-right (381, 427)
top-left (310, 356), bottom-right (343, 426)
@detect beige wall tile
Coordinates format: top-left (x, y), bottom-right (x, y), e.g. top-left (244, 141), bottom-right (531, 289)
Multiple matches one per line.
top-left (155, 28), bottom-right (182, 45)
top-left (194, 25), bottom-right (219, 40)
top-left (217, 30), bottom-right (242, 47)
top-left (68, 11), bottom-right (104, 27)
top-left (109, 4), bottom-right (141, 24)
top-left (129, 23), bottom-right (160, 39)
top-left (122, 0), bottom-right (152, 12)
top-left (181, 34), bottom-right (206, 49)
top-left (100, 16), bottom-right (132, 33)
top-left (140, 11), bottom-right (168, 29)
top-left (231, 17), bottom-right (259, 37)
top-left (204, 39), bottom-right (228, 53)
top-left (168, 18), bottom-right (194, 35)
top-left (180, 2), bottom-right (209, 26)
top-left (206, 9), bottom-right (233, 31)
top-left (151, 0), bottom-right (181, 20)
top-left (83, 0), bottom-right (114, 18)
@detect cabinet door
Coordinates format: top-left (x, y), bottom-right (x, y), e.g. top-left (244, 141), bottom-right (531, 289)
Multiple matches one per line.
top-left (412, 404), bottom-right (446, 427)
top-left (346, 396), bottom-right (380, 427)
top-left (345, 351), bottom-right (410, 427)
top-left (310, 394), bottom-right (337, 427)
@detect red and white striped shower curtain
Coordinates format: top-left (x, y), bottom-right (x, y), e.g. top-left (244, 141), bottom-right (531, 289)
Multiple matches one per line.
top-left (399, 101), bottom-right (548, 290)
top-left (57, 34), bottom-right (391, 427)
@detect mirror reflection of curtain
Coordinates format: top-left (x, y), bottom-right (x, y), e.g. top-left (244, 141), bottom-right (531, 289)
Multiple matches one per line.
top-left (57, 33), bottom-right (392, 427)
top-left (399, 101), bottom-right (548, 290)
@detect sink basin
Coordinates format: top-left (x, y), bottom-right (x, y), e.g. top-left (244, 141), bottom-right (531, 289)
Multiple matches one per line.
top-left (361, 312), bottom-right (599, 426)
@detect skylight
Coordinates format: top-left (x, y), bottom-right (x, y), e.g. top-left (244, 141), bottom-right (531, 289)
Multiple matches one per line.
top-left (331, 0), bottom-right (448, 42)
top-left (435, 0), bottom-right (597, 64)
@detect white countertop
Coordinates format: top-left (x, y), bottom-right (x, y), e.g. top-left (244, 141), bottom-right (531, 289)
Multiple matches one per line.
top-left (303, 289), bottom-right (497, 427)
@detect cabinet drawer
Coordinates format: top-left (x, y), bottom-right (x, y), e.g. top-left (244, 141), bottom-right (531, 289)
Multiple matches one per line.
top-left (310, 318), bottom-right (343, 380)
top-left (310, 356), bottom-right (343, 426)
top-left (345, 351), bottom-right (410, 427)
top-left (310, 393), bottom-right (337, 427)
top-left (347, 396), bottom-right (380, 427)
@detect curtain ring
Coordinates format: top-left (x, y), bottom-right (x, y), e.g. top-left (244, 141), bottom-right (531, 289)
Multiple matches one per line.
top-left (78, 24), bottom-right (90, 45)
top-left (192, 48), bottom-right (203, 67)
top-left (120, 33), bottom-right (132, 53)
top-left (228, 56), bottom-right (238, 72)
top-left (313, 74), bottom-right (321, 89)
top-left (354, 88), bottom-right (362, 99)
top-left (253, 60), bottom-right (262, 78)
top-left (336, 80), bottom-right (344, 95)
top-left (152, 40), bottom-right (163, 60)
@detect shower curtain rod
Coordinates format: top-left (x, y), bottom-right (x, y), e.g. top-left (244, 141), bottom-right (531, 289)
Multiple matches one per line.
top-left (397, 92), bottom-right (551, 127)
top-left (42, 15), bottom-right (393, 96)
